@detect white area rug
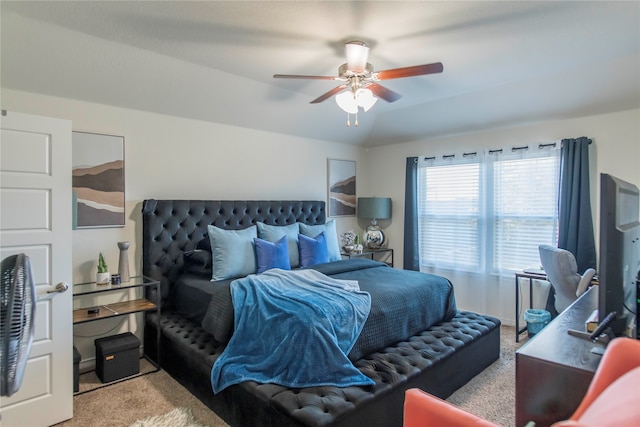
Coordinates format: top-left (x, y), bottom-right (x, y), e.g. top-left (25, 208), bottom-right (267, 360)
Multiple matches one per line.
top-left (129, 407), bottom-right (207, 427)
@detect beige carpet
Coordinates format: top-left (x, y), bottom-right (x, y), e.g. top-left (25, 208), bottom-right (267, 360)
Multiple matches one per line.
top-left (448, 325), bottom-right (525, 426)
top-left (56, 325), bottom-right (523, 427)
top-left (55, 368), bottom-right (228, 427)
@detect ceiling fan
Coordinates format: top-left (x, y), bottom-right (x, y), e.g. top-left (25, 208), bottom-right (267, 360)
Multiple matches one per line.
top-left (273, 41), bottom-right (443, 126)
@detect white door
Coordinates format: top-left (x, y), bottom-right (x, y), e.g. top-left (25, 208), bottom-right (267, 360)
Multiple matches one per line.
top-left (0, 110), bottom-right (73, 426)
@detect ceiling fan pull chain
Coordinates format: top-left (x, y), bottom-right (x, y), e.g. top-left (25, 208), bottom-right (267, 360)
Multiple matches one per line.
top-left (355, 111), bottom-right (359, 127)
top-left (346, 112), bottom-right (351, 127)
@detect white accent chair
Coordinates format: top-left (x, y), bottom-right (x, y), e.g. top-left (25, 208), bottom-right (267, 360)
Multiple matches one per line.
top-left (538, 244), bottom-right (596, 313)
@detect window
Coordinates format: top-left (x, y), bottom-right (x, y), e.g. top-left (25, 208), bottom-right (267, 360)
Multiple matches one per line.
top-left (418, 155), bottom-right (481, 271)
top-left (418, 146), bottom-right (560, 275)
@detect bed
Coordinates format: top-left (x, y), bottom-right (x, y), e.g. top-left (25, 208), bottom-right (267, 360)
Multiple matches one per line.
top-left (141, 199), bottom-right (500, 427)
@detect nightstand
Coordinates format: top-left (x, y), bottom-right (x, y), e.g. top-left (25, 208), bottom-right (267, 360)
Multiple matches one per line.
top-left (341, 248), bottom-right (394, 267)
top-left (72, 275), bottom-right (160, 393)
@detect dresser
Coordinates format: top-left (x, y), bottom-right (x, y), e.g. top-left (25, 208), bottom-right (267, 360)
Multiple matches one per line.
top-left (515, 287), bottom-right (601, 426)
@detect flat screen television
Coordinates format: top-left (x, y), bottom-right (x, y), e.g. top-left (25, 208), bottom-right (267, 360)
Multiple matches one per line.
top-left (598, 173), bottom-right (640, 337)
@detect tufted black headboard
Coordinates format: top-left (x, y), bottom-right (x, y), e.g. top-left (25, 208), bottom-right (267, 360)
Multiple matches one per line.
top-left (141, 200), bottom-right (326, 308)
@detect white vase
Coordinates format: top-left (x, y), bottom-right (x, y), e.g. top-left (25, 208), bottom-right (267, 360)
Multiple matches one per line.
top-left (96, 272), bottom-right (110, 285)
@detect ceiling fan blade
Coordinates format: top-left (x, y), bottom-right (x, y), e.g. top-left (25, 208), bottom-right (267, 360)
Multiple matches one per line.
top-left (310, 85), bottom-right (347, 104)
top-left (367, 83), bottom-right (402, 103)
top-left (273, 74), bottom-right (337, 80)
top-left (376, 62), bottom-right (444, 80)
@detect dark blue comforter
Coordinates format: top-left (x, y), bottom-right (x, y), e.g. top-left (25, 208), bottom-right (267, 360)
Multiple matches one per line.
top-left (312, 259), bottom-right (458, 360)
top-left (203, 259), bottom-right (457, 392)
top-left (211, 268), bottom-right (375, 393)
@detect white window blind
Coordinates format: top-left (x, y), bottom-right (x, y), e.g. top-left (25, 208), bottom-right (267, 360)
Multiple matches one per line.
top-left (418, 145), bottom-right (560, 275)
top-left (489, 148), bottom-right (560, 273)
top-left (418, 155), bottom-right (481, 272)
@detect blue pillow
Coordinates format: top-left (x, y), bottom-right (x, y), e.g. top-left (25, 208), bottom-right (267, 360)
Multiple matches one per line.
top-left (299, 219), bottom-right (341, 262)
top-left (254, 236), bottom-right (291, 274)
top-left (207, 225), bottom-right (257, 281)
top-left (298, 232), bottom-right (330, 268)
top-left (256, 222), bottom-right (300, 268)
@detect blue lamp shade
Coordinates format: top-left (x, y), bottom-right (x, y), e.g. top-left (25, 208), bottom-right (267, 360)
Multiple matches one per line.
top-left (357, 197), bottom-right (392, 220)
top-left (357, 197), bottom-right (392, 249)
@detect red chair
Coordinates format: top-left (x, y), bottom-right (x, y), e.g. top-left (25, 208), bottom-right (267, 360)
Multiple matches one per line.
top-left (403, 338), bottom-right (640, 427)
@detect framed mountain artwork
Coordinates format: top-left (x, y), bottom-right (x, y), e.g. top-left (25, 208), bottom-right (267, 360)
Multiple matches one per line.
top-left (72, 131), bottom-right (125, 228)
top-left (327, 159), bottom-right (356, 217)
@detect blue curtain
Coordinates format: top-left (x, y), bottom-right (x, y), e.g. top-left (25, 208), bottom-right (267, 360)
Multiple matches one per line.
top-left (404, 157), bottom-right (419, 270)
top-left (558, 137), bottom-right (596, 272)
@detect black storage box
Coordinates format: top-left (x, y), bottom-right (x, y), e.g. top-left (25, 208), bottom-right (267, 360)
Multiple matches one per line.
top-left (94, 332), bottom-right (140, 383)
top-left (73, 345), bottom-right (81, 392)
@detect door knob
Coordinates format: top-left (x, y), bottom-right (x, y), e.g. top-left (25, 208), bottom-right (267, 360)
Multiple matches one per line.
top-left (47, 282), bottom-right (69, 293)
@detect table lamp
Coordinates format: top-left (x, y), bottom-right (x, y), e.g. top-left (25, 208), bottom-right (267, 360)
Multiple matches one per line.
top-left (357, 197), bottom-right (392, 249)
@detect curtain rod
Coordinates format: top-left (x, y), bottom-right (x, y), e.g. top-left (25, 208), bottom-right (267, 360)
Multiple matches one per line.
top-left (561, 137), bottom-right (592, 145)
top-left (422, 140), bottom-right (564, 160)
top-left (538, 142), bottom-right (556, 149)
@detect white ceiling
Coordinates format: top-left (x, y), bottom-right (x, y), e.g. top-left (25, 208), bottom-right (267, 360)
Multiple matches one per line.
top-left (2, 1), bottom-right (639, 147)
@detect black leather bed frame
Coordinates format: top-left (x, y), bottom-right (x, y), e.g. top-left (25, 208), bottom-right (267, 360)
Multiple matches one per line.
top-left (141, 199), bottom-right (501, 427)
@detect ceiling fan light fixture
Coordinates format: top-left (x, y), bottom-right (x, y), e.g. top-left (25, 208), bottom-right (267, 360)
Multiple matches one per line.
top-left (345, 41), bottom-right (369, 72)
top-left (335, 88), bottom-right (378, 115)
top-left (335, 91), bottom-right (358, 114)
top-left (356, 88), bottom-right (378, 112)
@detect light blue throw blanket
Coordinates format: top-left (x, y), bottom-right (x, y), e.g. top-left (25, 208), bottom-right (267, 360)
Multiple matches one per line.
top-left (211, 268), bottom-right (374, 393)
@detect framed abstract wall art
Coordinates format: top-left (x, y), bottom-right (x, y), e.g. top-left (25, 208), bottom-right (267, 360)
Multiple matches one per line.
top-left (72, 131), bottom-right (125, 228)
top-left (327, 159), bottom-right (356, 217)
